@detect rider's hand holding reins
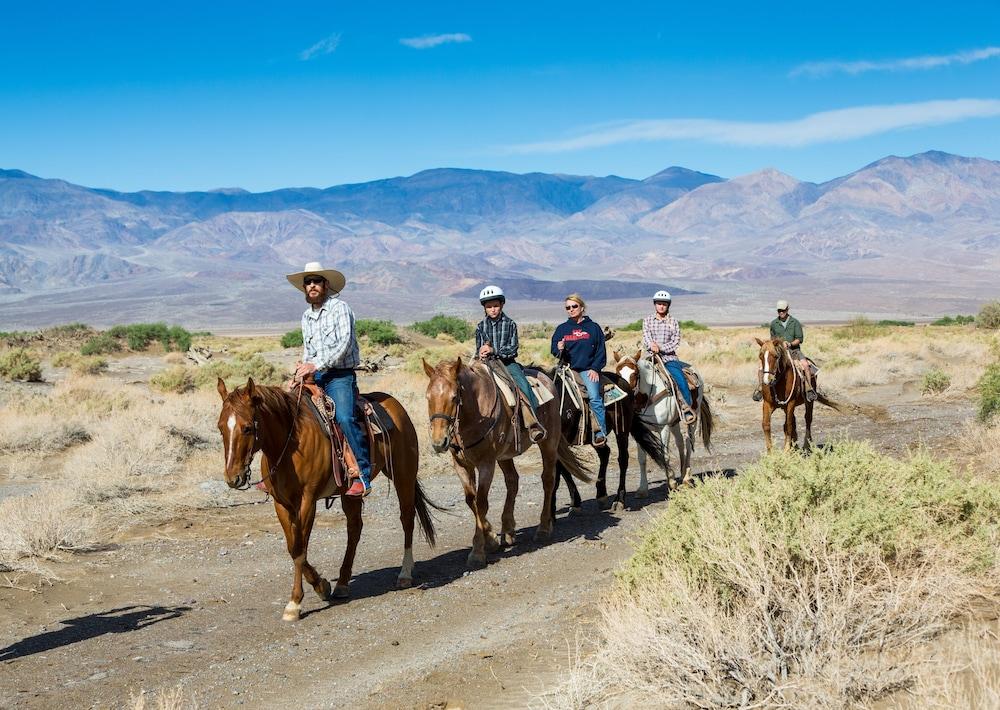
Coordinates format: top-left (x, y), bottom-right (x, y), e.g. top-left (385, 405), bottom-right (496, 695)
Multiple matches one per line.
top-left (294, 361), bottom-right (316, 379)
top-left (478, 342), bottom-right (493, 360)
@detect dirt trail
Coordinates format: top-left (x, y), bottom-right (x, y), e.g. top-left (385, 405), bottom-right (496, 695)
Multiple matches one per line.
top-left (0, 382), bottom-right (974, 709)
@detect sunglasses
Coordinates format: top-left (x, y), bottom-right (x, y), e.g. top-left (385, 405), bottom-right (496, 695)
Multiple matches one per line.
top-left (777, 309), bottom-right (787, 313)
top-left (303, 276), bottom-right (326, 286)
top-left (565, 304), bottom-right (580, 311)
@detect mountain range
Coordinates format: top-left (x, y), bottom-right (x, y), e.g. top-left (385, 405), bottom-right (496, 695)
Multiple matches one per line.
top-left (1, 150), bottom-right (999, 326)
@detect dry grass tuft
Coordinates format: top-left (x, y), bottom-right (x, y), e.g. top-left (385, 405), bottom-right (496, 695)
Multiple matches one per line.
top-left (0, 486), bottom-right (99, 578)
top-left (130, 684), bottom-right (198, 710)
top-left (539, 441), bottom-right (1000, 708)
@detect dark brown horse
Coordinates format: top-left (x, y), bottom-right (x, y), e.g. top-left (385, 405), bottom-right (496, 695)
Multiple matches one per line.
top-left (550, 359), bottom-right (668, 513)
top-left (756, 338), bottom-right (839, 452)
top-left (423, 357), bottom-right (590, 566)
top-left (217, 377), bottom-right (438, 621)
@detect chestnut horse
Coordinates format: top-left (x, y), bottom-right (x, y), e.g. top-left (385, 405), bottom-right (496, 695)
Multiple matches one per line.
top-left (216, 377), bottom-right (439, 621)
top-left (756, 338), bottom-right (840, 451)
top-left (423, 357), bottom-right (590, 566)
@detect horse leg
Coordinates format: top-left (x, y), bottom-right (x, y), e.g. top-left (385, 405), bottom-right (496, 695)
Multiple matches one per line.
top-left (669, 424), bottom-right (687, 488)
top-left (273, 499), bottom-right (305, 621)
top-left (611, 431), bottom-right (629, 512)
top-left (762, 403), bottom-right (773, 453)
top-left (563, 459), bottom-right (583, 511)
top-left (636, 437), bottom-right (649, 498)
top-left (595, 443), bottom-right (609, 502)
top-left (333, 495), bottom-right (363, 600)
top-left (391, 458), bottom-right (418, 590)
top-left (536, 438), bottom-right (558, 542)
top-left (804, 400), bottom-right (814, 451)
top-left (497, 459), bottom-right (519, 548)
top-left (783, 407), bottom-right (796, 451)
top-left (466, 460), bottom-right (497, 566)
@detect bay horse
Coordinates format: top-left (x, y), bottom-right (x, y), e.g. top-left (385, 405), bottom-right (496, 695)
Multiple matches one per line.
top-left (422, 357), bottom-right (590, 567)
top-left (616, 349), bottom-right (714, 491)
top-left (549, 362), bottom-right (668, 513)
top-left (216, 377), bottom-right (439, 621)
top-left (756, 337), bottom-right (840, 452)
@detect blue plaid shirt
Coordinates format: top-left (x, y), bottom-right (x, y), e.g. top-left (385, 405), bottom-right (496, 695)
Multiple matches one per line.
top-left (301, 296), bottom-right (360, 371)
top-left (475, 312), bottom-right (520, 363)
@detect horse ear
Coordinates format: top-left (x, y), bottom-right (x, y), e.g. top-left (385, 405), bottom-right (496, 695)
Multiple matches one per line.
top-left (422, 358), bottom-right (434, 378)
top-left (217, 377), bottom-right (228, 400)
top-left (245, 377), bottom-right (256, 398)
top-left (754, 337), bottom-right (764, 346)
top-left (453, 356), bottom-right (463, 377)
top-left (632, 348), bottom-right (641, 361)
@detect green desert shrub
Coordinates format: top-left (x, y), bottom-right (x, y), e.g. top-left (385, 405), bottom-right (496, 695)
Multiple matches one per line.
top-left (51, 352), bottom-right (108, 376)
top-left (411, 314), bottom-right (473, 341)
top-left (931, 314), bottom-right (976, 326)
top-left (679, 319), bottom-right (709, 331)
top-left (832, 316), bottom-right (887, 340)
top-left (80, 333), bottom-right (122, 356)
top-left (107, 323), bottom-right (192, 352)
top-left (150, 366), bottom-right (195, 394)
top-left (877, 319), bottom-right (915, 327)
top-left (977, 301), bottom-right (1000, 330)
top-left (921, 368), bottom-right (951, 395)
top-left (194, 352), bottom-right (282, 390)
top-left (620, 319), bottom-right (643, 331)
top-left (978, 363), bottom-right (1000, 423)
top-left (280, 329), bottom-right (303, 348)
top-left (356, 319), bottom-right (402, 346)
top-left (0, 348), bottom-right (43, 382)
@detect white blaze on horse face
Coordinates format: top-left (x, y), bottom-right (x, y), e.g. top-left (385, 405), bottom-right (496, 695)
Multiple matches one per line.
top-left (226, 414), bottom-right (237, 471)
top-left (619, 365), bottom-right (635, 385)
top-left (763, 352), bottom-right (772, 385)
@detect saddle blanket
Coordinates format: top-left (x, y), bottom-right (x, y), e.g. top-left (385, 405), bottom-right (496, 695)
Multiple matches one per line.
top-left (492, 372), bottom-right (556, 409)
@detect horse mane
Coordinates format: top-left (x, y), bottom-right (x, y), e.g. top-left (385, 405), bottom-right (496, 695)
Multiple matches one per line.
top-left (227, 383), bottom-right (299, 424)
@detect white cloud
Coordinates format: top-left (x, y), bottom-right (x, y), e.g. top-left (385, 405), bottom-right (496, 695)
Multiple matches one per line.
top-left (300, 32), bottom-right (342, 61)
top-left (505, 99), bottom-right (1000, 153)
top-left (791, 46), bottom-right (1000, 78)
top-left (399, 33), bottom-right (471, 49)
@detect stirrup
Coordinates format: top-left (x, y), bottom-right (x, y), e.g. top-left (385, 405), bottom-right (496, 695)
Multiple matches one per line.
top-left (752, 389), bottom-right (763, 402)
top-left (528, 425), bottom-right (546, 443)
top-left (805, 389), bottom-right (818, 402)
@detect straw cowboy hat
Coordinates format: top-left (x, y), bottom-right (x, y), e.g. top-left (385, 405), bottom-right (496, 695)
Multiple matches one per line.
top-left (285, 261), bottom-right (346, 294)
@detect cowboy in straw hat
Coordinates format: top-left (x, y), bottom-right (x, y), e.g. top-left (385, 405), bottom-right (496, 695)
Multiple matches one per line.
top-left (288, 261), bottom-right (372, 497)
top-left (753, 299), bottom-right (817, 403)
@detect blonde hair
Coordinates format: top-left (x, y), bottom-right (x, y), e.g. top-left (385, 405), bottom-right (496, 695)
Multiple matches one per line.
top-left (564, 293), bottom-right (586, 313)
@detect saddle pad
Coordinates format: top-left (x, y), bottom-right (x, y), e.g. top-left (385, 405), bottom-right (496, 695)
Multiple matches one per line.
top-left (493, 375), bottom-right (518, 408)
top-left (603, 383), bottom-right (628, 406)
top-left (490, 370), bottom-right (555, 408)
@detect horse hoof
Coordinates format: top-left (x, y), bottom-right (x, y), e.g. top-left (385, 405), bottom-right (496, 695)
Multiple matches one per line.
top-left (501, 532), bottom-right (517, 548)
top-left (395, 577), bottom-right (413, 590)
top-left (534, 528), bottom-right (552, 543)
top-left (332, 584), bottom-right (350, 600)
top-left (467, 551), bottom-right (488, 568)
top-left (282, 601), bottom-right (301, 622)
top-left (611, 501), bottom-right (626, 513)
top-left (317, 579), bottom-right (332, 601)
top-left (485, 534), bottom-right (501, 553)
top-left (635, 489), bottom-right (649, 499)
top-left (568, 505), bottom-right (582, 516)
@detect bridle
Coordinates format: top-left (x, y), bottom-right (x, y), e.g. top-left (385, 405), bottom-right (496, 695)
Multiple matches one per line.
top-left (226, 384), bottom-right (303, 491)
top-left (428, 366), bottom-right (500, 454)
top-left (759, 342), bottom-right (797, 407)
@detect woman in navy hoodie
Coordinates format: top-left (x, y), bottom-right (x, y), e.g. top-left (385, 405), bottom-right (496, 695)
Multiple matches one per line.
top-left (550, 293), bottom-right (608, 446)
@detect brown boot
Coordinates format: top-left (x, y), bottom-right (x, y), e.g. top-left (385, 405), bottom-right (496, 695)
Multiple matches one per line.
top-left (522, 403), bottom-right (546, 443)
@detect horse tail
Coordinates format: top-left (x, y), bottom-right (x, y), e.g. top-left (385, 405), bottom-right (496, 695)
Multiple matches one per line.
top-left (412, 477), bottom-right (447, 548)
top-left (557, 435), bottom-right (592, 483)
top-left (817, 392), bottom-right (841, 412)
top-left (698, 395), bottom-right (714, 452)
top-left (630, 416), bottom-right (668, 471)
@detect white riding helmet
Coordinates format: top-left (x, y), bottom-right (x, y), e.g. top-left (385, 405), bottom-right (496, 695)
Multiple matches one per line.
top-left (653, 290), bottom-right (672, 303)
top-left (776, 299), bottom-right (789, 311)
top-left (478, 285), bottom-right (506, 305)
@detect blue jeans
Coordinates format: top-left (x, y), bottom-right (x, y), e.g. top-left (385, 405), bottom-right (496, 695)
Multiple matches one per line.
top-left (505, 362), bottom-right (539, 410)
top-left (579, 372), bottom-right (608, 436)
top-left (314, 368), bottom-right (372, 484)
top-left (664, 360), bottom-right (693, 406)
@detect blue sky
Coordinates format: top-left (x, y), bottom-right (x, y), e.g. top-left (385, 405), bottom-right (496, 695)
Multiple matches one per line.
top-left (2, 0), bottom-right (999, 191)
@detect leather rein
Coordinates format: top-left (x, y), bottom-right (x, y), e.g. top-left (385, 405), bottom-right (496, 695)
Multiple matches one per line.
top-left (233, 382), bottom-right (304, 491)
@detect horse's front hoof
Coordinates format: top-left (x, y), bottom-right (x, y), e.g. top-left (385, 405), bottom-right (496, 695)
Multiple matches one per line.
top-left (467, 551), bottom-right (488, 568)
top-left (634, 488), bottom-right (649, 499)
top-left (395, 577), bottom-right (413, 590)
top-left (332, 584), bottom-right (351, 600)
top-left (484, 533), bottom-right (501, 553)
top-left (611, 500), bottom-right (626, 513)
top-left (501, 531), bottom-right (517, 548)
top-left (534, 527), bottom-right (552, 543)
top-left (282, 601), bottom-right (301, 622)
top-left (317, 578), bottom-right (332, 601)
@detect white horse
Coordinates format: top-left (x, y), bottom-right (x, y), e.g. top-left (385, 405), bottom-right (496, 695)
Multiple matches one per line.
top-left (612, 350), bottom-right (714, 493)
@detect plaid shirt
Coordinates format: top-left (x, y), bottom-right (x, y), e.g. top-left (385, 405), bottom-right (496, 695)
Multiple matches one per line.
top-left (642, 314), bottom-right (681, 362)
top-left (475, 312), bottom-right (520, 362)
top-left (301, 296), bottom-right (360, 371)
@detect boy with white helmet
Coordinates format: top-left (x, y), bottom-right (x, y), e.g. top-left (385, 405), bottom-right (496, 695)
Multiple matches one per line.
top-left (642, 290), bottom-right (697, 424)
top-left (474, 285), bottom-right (546, 443)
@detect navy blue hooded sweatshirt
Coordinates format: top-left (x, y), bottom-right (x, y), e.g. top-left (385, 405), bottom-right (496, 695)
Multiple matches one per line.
top-left (550, 316), bottom-right (606, 372)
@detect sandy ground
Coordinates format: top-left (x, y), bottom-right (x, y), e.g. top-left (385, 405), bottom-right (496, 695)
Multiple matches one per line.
top-left (0, 372), bottom-right (975, 709)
